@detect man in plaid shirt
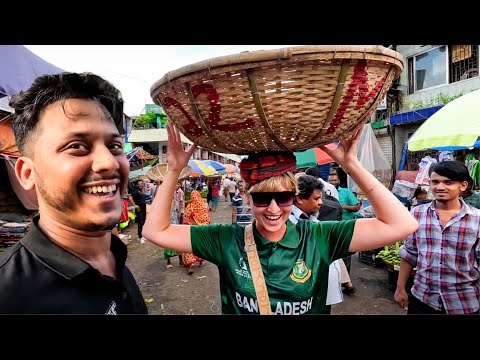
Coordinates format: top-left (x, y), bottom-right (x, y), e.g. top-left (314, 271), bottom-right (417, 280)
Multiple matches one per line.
top-left (395, 161), bottom-right (480, 314)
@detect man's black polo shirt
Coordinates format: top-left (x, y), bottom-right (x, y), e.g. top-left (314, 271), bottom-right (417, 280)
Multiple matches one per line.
top-left (131, 188), bottom-right (146, 209)
top-left (0, 216), bottom-right (148, 314)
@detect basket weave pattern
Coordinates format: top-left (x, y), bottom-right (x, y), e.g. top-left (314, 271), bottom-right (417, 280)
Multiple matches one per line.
top-left (151, 46), bottom-right (403, 155)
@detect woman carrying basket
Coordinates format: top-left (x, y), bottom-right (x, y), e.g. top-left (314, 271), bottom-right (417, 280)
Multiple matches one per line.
top-left (143, 122), bottom-right (418, 315)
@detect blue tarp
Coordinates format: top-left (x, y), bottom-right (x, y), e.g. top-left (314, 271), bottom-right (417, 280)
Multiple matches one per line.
top-left (390, 105), bottom-right (443, 126)
top-left (0, 45), bottom-right (65, 98)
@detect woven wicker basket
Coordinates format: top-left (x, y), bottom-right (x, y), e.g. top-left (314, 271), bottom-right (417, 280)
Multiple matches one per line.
top-left (150, 45), bottom-right (403, 155)
top-left (146, 164), bottom-right (192, 182)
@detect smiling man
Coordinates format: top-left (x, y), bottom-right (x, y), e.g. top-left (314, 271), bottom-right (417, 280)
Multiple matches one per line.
top-left (0, 72), bottom-right (147, 314)
top-left (395, 161), bottom-right (480, 314)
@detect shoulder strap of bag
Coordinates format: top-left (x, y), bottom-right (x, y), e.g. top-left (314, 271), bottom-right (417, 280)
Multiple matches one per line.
top-left (244, 224), bottom-right (272, 315)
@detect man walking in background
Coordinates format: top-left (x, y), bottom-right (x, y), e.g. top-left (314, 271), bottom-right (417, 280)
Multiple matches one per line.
top-left (174, 182), bottom-right (185, 223)
top-left (223, 176), bottom-right (237, 204)
top-left (130, 179), bottom-right (147, 244)
top-left (231, 179), bottom-right (253, 226)
top-left (395, 161), bottom-right (480, 314)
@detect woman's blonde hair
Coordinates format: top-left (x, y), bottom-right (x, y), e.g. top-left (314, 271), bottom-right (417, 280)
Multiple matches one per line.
top-left (247, 172), bottom-right (298, 194)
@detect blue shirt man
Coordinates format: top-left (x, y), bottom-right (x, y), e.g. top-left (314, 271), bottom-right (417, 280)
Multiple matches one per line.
top-left (328, 173), bottom-right (361, 220)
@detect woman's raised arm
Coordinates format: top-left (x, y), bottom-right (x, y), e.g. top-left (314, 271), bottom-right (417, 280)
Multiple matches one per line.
top-left (320, 129), bottom-right (418, 252)
top-left (143, 122), bottom-right (197, 253)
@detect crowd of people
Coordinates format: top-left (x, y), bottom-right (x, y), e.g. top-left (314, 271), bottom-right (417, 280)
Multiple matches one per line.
top-left (0, 71), bottom-right (479, 316)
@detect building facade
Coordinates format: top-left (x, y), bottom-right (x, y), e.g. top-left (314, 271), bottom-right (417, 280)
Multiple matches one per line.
top-left (128, 105), bottom-right (241, 166)
top-left (373, 45), bottom-right (480, 173)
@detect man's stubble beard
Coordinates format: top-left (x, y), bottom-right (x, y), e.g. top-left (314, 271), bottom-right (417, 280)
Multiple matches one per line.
top-left (35, 170), bottom-right (117, 231)
top-left (35, 169), bottom-right (75, 215)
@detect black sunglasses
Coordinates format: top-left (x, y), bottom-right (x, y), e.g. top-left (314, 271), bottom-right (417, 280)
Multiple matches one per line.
top-left (250, 191), bottom-right (296, 207)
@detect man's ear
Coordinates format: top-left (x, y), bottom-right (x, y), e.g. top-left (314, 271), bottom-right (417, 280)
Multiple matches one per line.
top-left (459, 181), bottom-right (469, 193)
top-left (295, 195), bottom-right (303, 205)
top-left (15, 156), bottom-right (36, 190)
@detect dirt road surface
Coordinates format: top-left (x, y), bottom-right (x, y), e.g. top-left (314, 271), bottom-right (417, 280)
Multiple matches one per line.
top-left (123, 199), bottom-right (406, 315)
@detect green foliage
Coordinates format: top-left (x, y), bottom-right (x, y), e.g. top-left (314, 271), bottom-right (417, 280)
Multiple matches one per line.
top-left (376, 241), bottom-right (404, 266)
top-left (159, 114), bottom-right (168, 127)
top-left (403, 91), bottom-right (467, 111)
top-left (135, 112), bottom-right (156, 127)
top-left (134, 112), bottom-right (169, 128)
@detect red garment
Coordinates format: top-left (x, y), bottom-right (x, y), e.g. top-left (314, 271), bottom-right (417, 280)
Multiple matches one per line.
top-left (211, 183), bottom-right (220, 197)
top-left (239, 151), bottom-right (297, 185)
top-left (120, 199), bottom-right (129, 222)
top-left (182, 191), bottom-right (209, 268)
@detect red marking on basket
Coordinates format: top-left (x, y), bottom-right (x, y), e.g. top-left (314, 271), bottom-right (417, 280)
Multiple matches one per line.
top-left (161, 84), bottom-right (256, 137)
top-left (162, 97), bottom-right (204, 137)
top-left (326, 60), bottom-right (388, 135)
top-left (191, 84), bottom-right (256, 131)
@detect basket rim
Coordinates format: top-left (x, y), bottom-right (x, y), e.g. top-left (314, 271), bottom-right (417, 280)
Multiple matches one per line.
top-left (150, 45), bottom-right (404, 99)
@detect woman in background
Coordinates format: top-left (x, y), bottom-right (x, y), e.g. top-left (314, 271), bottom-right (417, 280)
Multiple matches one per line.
top-left (181, 190), bottom-right (210, 274)
top-left (210, 179), bottom-right (220, 212)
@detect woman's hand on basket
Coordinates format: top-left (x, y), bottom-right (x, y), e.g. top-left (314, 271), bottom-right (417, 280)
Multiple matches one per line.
top-left (167, 121), bottom-right (197, 172)
top-left (320, 128), bottom-right (362, 170)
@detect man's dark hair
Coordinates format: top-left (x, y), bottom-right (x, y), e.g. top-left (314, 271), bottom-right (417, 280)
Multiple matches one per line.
top-left (428, 161), bottom-right (472, 183)
top-left (305, 166), bottom-right (321, 178)
top-left (297, 174), bottom-right (324, 199)
top-left (9, 72), bottom-right (124, 156)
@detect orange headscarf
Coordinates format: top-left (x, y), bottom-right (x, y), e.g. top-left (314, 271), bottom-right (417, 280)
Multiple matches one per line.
top-left (183, 190), bottom-right (210, 225)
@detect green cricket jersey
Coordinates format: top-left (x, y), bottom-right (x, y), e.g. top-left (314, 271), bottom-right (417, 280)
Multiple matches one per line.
top-left (191, 219), bottom-right (356, 315)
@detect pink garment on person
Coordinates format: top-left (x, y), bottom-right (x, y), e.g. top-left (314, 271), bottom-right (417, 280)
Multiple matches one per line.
top-left (211, 183), bottom-right (220, 197)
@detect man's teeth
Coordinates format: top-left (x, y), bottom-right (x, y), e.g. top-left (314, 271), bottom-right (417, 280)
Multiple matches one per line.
top-left (265, 215), bottom-right (282, 221)
top-left (85, 184), bottom-right (117, 194)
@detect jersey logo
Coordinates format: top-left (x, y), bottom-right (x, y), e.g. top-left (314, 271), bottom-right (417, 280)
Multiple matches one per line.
top-left (290, 260), bottom-right (312, 283)
top-left (238, 257), bottom-right (248, 270)
top-left (105, 301), bottom-right (118, 315)
top-left (234, 256), bottom-right (251, 279)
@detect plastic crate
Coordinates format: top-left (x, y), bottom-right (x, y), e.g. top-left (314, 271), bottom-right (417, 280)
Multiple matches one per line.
top-left (358, 248), bottom-right (384, 267)
top-left (387, 268), bottom-right (398, 290)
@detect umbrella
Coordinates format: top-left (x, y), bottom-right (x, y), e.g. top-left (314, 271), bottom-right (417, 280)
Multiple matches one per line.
top-left (146, 164), bottom-right (192, 182)
top-left (188, 160), bottom-right (216, 177)
top-left (224, 164), bottom-right (240, 174)
top-left (407, 89), bottom-right (480, 151)
top-left (202, 160), bottom-right (226, 171)
top-left (128, 166), bottom-right (153, 180)
top-left (294, 144), bottom-right (336, 169)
